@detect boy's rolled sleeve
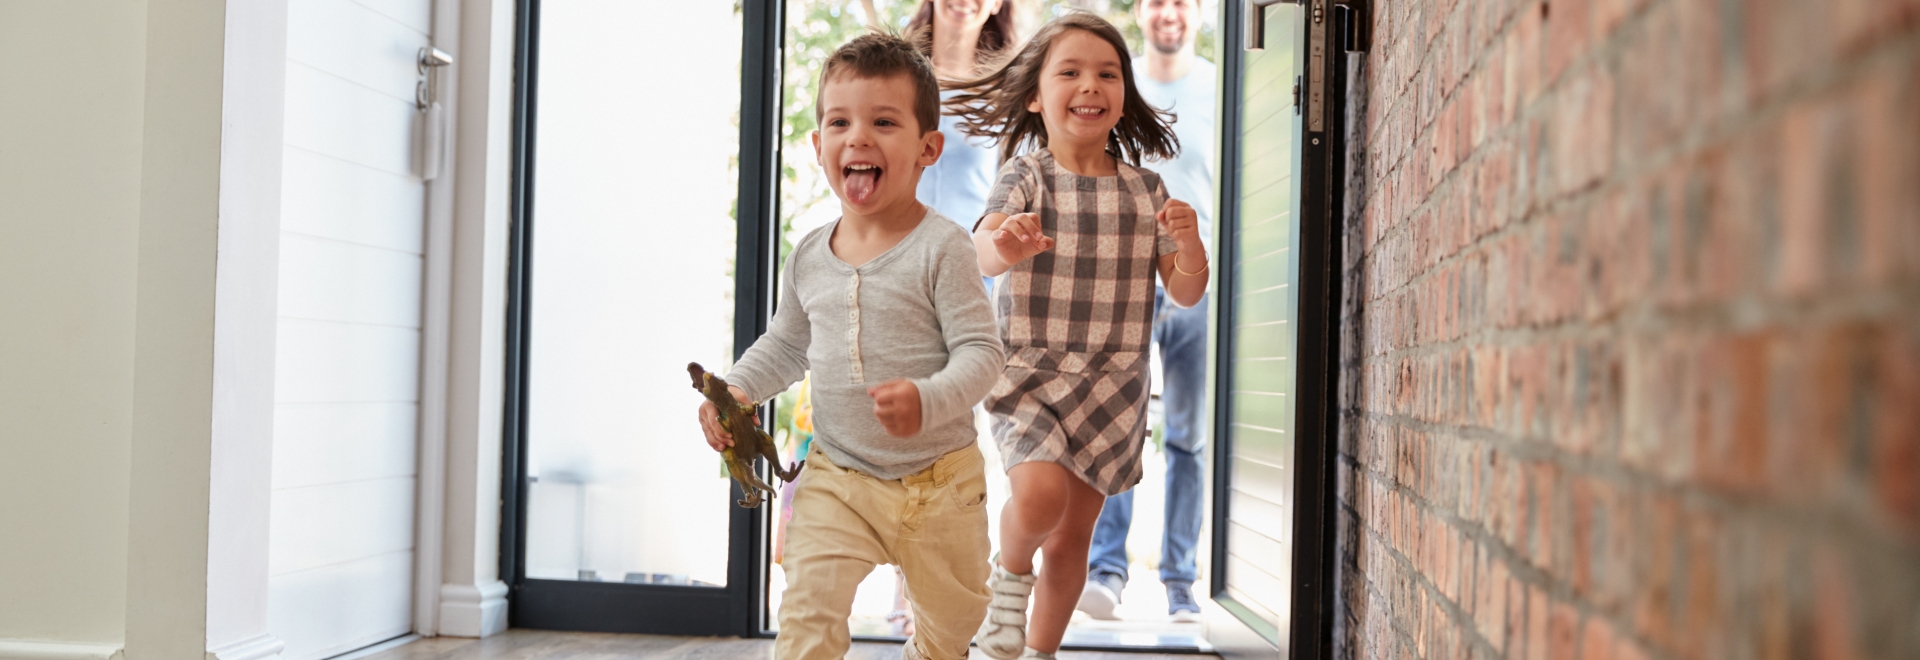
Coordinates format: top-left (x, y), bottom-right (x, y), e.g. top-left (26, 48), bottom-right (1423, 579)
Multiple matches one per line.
top-left (909, 236), bottom-right (1005, 429)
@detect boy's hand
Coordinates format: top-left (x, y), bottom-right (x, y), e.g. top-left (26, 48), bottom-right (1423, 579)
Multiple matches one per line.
top-left (1156, 199), bottom-right (1203, 253)
top-left (867, 379), bottom-right (922, 438)
top-left (990, 212), bottom-right (1054, 265)
top-left (698, 385), bottom-right (756, 452)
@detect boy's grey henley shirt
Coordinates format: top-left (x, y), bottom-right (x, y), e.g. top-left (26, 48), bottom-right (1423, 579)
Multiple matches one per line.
top-left (727, 208), bottom-right (1004, 480)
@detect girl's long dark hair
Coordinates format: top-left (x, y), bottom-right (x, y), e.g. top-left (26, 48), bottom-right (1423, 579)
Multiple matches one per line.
top-left (942, 12), bottom-right (1178, 165)
top-left (905, 0), bottom-right (1016, 65)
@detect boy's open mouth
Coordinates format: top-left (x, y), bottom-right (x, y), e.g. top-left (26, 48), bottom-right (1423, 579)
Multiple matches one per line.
top-left (844, 162), bottom-right (882, 205)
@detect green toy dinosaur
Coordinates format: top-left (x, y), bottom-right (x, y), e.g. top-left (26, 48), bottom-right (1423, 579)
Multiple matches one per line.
top-left (688, 362), bottom-right (804, 508)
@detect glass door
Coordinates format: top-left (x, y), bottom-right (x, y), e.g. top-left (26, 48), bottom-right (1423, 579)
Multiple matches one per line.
top-left (501, 0), bottom-right (780, 635)
top-left (1209, 0), bottom-right (1345, 656)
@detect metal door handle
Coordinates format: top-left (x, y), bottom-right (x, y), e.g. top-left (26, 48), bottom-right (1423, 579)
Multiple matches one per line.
top-left (416, 47), bottom-right (454, 110)
top-left (415, 47), bottom-right (454, 180)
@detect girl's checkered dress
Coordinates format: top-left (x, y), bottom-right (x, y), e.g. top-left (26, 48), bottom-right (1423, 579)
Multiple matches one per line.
top-left (982, 150), bottom-right (1179, 496)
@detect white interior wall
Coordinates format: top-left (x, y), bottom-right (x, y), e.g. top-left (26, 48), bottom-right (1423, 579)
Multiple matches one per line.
top-left (0, 0), bottom-right (150, 651)
top-left (0, 0), bottom-right (517, 654)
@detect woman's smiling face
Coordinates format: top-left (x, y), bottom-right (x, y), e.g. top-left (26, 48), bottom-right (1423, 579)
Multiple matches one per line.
top-left (1026, 29), bottom-right (1127, 148)
top-left (933, 0), bottom-right (1002, 33)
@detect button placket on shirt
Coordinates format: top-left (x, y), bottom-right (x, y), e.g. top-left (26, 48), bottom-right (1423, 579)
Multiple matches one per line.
top-left (847, 270), bottom-right (864, 384)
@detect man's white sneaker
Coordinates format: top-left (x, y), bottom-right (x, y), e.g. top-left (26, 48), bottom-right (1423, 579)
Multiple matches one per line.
top-left (973, 562), bottom-right (1036, 660)
top-left (1075, 569), bottom-right (1124, 621)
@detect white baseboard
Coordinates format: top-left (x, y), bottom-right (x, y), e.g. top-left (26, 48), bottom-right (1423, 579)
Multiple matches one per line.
top-left (205, 634), bottom-right (283, 660)
top-left (437, 581), bottom-right (508, 638)
top-left (325, 635), bottom-right (417, 660)
top-left (0, 641), bottom-right (123, 660)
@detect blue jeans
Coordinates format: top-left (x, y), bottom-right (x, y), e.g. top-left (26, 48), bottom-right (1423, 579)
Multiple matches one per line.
top-left (1089, 289), bottom-right (1208, 586)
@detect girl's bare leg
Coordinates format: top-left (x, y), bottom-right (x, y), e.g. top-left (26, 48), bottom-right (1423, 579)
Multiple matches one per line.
top-left (1024, 476), bottom-right (1106, 654)
top-left (996, 462), bottom-right (1081, 575)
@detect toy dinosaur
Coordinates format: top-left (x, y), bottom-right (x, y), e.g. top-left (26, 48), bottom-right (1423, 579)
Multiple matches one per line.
top-left (689, 362), bottom-right (804, 508)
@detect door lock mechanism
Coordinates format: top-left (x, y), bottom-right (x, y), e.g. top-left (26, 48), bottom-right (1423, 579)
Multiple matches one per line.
top-left (416, 47), bottom-right (454, 110)
top-left (414, 47), bottom-right (455, 180)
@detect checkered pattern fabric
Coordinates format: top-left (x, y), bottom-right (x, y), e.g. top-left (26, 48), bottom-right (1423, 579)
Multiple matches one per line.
top-left (982, 151), bottom-right (1179, 496)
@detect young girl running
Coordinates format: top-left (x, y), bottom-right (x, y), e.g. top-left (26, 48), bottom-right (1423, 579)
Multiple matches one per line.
top-left (946, 13), bottom-right (1210, 659)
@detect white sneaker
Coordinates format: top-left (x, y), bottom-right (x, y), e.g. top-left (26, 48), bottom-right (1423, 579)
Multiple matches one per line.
top-left (973, 562), bottom-right (1036, 660)
top-left (1018, 649), bottom-right (1057, 659)
top-left (1075, 570), bottom-right (1124, 621)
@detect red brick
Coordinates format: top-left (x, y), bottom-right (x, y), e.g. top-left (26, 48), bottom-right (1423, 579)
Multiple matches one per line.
top-left (1479, 559), bottom-right (1511, 653)
top-left (1509, 0), bottom-right (1547, 109)
top-left (1547, 598), bottom-right (1579, 660)
top-left (1508, 577), bottom-right (1528, 657)
top-left (1873, 326), bottom-right (1920, 540)
top-left (1549, 66), bottom-right (1613, 196)
top-left (1811, 545), bottom-right (1862, 660)
top-left (1661, 511), bottom-right (1717, 659)
top-left (1692, 331), bottom-right (1775, 493)
top-left (1774, 98), bottom-right (1835, 296)
top-left (1581, 615), bottom-right (1621, 660)
top-left (1525, 461), bottom-right (1562, 571)
top-left (1543, 0), bottom-right (1591, 83)
top-left (1631, 495), bottom-right (1681, 652)
top-left (1527, 585), bottom-right (1550, 660)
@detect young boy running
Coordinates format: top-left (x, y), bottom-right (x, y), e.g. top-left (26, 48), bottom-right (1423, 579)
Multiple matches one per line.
top-left (696, 33), bottom-right (1004, 660)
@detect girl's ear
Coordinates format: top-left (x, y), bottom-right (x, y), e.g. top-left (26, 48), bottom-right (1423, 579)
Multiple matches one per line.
top-left (1026, 93), bottom-right (1041, 114)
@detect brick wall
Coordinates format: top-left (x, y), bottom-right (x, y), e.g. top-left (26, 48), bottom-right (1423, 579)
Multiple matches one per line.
top-left (1333, 0), bottom-right (1920, 658)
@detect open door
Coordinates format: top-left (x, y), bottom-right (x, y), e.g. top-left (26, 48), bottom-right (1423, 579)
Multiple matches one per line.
top-left (1208, 0), bottom-right (1347, 657)
top-left (501, 0), bottom-right (1350, 649)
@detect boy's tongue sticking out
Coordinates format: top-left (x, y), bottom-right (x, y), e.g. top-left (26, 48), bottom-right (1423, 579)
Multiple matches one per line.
top-left (844, 163), bottom-right (882, 206)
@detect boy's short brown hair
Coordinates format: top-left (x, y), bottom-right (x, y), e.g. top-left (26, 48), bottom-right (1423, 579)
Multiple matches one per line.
top-left (815, 31), bottom-right (942, 135)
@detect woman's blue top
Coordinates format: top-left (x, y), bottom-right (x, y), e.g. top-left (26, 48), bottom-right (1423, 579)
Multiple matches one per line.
top-left (916, 89), bottom-right (1000, 232)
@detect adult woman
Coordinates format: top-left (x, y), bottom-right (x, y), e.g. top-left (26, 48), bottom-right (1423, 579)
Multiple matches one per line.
top-left (907, 0), bottom-right (1014, 232)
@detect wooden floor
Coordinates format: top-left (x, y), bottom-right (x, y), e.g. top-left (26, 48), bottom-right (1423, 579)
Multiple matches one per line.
top-left (359, 629), bottom-right (1214, 660)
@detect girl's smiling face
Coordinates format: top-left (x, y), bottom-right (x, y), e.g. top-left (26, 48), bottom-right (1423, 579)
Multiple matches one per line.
top-left (1026, 29), bottom-right (1126, 149)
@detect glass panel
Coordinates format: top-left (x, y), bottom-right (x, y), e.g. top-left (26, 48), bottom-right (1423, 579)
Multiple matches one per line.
top-left (1223, 2), bottom-right (1301, 639)
top-left (522, 1), bottom-right (743, 587)
top-left (767, 0), bottom-right (1221, 648)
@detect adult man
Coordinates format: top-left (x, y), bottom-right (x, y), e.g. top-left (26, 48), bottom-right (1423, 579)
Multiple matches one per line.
top-left (1077, 0), bottom-right (1216, 623)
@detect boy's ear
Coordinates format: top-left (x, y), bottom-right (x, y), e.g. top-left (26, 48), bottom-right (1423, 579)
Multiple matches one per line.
top-left (811, 130), bottom-right (823, 166)
top-left (918, 129), bottom-right (945, 168)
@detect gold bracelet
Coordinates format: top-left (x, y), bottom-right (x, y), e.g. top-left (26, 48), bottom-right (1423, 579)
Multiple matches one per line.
top-left (1174, 256), bottom-right (1209, 276)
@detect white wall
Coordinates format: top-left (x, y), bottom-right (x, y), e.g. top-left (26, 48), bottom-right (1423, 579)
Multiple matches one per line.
top-left (1, 0), bottom-right (518, 652)
top-left (0, 0), bottom-right (156, 652)
top-left (0, 1), bottom-right (272, 658)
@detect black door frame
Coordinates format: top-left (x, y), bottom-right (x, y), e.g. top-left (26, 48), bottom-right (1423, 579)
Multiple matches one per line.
top-left (497, 0), bottom-right (784, 636)
top-left (1209, 0), bottom-right (1356, 657)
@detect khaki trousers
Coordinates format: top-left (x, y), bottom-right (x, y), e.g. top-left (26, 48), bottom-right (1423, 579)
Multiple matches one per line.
top-left (775, 443), bottom-right (992, 660)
